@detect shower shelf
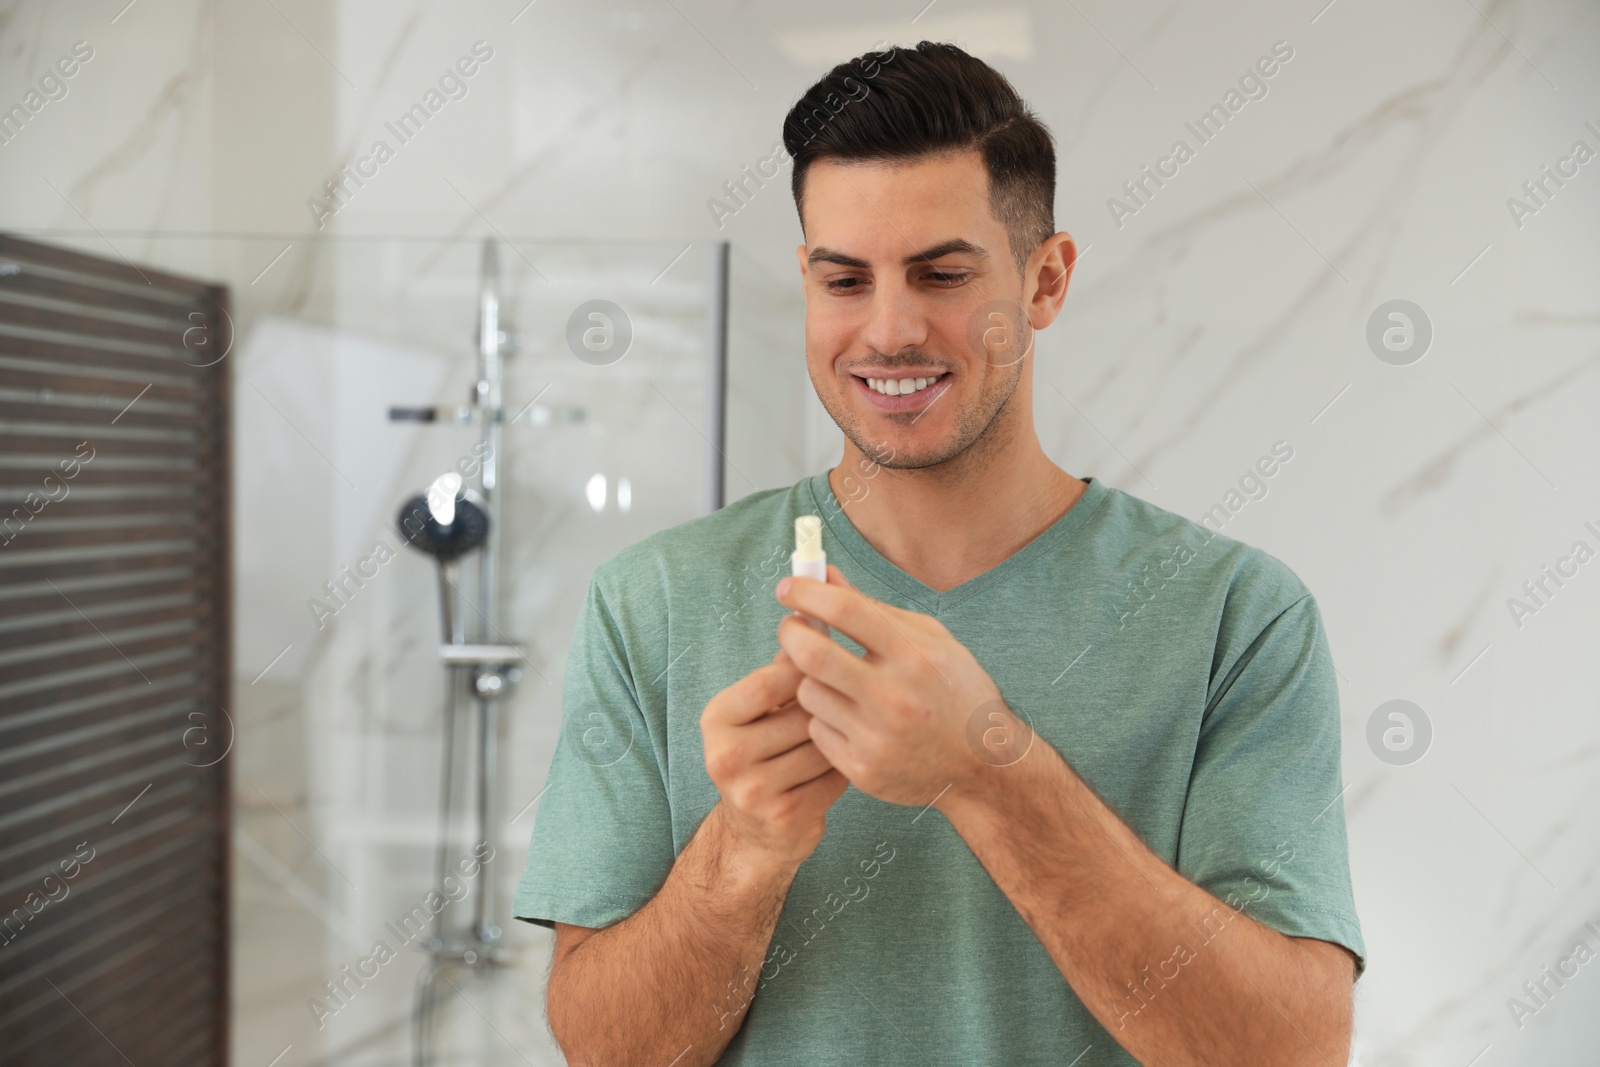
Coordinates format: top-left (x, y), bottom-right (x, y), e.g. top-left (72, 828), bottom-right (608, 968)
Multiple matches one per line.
top-left (387, 402), bottom-right (585, 426)
top-left (438, 643), bottom-right (524, 666)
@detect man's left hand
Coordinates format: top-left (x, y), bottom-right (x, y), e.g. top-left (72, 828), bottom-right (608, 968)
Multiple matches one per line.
top-left (774, 565), bottom-right (1016, 808)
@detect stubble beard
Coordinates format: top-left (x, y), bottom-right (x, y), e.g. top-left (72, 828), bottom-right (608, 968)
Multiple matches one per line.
top-left (817, 354), bottom-right (1026, 473)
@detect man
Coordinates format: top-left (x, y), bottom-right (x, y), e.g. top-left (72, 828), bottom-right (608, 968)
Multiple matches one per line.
top-left (514, 41), bottom-right (1364, 1066)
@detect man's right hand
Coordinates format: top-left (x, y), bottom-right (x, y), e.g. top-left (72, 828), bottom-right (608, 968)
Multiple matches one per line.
top-left (701, 650), bottom-right (849, 872)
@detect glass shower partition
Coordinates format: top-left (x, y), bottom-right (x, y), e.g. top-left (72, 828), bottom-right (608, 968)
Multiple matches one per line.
top-left (24, 230), bottom-right (807, 1065)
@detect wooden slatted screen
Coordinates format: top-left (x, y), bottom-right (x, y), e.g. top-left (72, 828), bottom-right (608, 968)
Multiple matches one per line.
top-left (0, 234), bottom-right (231, 1066)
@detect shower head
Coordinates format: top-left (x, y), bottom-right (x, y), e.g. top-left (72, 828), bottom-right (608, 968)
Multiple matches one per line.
top-left (397, 473), bottom-right (489, 562)
top-left (427, 473), bottom-right (463, 526)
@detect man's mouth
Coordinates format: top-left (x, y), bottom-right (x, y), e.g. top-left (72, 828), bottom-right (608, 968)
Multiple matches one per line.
top-left (851, 371), bottom-right (950, 407)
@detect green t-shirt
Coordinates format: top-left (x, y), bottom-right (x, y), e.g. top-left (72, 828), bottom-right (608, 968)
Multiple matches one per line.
top-left (513, 471), bottom-right (1365, 1066)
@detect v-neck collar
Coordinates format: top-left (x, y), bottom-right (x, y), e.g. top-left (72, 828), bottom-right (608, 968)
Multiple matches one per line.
top-left (804, 471), bottom-right (1112, 616)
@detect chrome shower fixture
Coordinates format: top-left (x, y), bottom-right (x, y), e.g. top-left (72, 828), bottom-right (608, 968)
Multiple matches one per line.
top-left (397, 473), bottom-right (490, 563)
top-left (390, 238), bottom-right (581, 1067)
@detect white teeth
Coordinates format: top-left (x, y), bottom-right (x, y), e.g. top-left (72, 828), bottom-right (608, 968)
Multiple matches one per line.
top-left (866, 374), bottom-right (940, 396)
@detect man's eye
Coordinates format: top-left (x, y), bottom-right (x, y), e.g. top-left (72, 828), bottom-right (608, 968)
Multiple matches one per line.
top-left (824, 277), bottom-right (864, 293)
top-left (926, 272), bottom-right (970, 285)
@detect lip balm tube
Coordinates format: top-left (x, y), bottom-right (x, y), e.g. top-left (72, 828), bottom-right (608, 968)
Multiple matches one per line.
top-left (790, 515), bottom-right (829, 635)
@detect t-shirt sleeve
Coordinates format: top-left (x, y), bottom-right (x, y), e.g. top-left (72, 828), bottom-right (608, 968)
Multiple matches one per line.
top-left (511, 574), bottom-right (676, 930)
top-left (1176, 589), bottom-right (1367, 977)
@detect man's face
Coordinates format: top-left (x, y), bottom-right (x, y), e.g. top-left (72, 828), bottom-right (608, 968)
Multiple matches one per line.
top-left (796, 149), bottom-right (1033, 470)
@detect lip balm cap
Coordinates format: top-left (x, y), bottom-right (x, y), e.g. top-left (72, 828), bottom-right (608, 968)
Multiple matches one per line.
top-left (794, 515), bottom-right (823, 562)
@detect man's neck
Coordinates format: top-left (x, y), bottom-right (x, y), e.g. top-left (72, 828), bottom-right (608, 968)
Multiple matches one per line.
top-left (827, 439), bottom-right (1085, 594)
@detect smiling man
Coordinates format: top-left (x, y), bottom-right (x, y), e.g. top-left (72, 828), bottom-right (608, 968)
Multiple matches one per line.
top-left (515, 41), bottom-right (1364, 1067)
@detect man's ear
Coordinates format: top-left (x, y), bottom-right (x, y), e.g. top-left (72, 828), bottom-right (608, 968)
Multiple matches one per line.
top-left (1026, 233), bottom-right (1076, 331)
top-left (796, 244), bottom-right (809, 280)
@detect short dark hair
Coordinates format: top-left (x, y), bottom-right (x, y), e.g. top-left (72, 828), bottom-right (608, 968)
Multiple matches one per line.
top-left (782, 41), bottom-right (1056, 274)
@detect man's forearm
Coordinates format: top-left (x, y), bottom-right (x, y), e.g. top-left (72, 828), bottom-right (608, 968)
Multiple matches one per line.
top-left (548, 803), bottom-right (798, 1067)
top-left (939, 742), bottom-right (1351, 1067)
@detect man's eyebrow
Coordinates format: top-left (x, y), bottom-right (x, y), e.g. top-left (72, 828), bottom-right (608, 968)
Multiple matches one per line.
top-left (806, 239), bottom-right (991, 269)
top-left (807, 247), bottom-right (870, 269)
top-left (900, 238), bottom-right (989, 265)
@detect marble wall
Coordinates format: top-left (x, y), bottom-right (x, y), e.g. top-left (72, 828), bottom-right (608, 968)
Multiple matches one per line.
top-left (2, 0), bottom-right (1597, 1064)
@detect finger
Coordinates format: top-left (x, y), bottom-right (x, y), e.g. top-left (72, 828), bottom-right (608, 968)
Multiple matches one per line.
top-left (739, 705), bottom-right (817, 763)
top-left (825, 564), bottom-right (855, 590)
top-left (794, 674), bottom-right (860, 736)
top-left (762, 739), bottom-right (840, 794)
top-left (807, 714), bottom-right (852, 773)
top-left (705, 658), bottom-right (802, 728)
top-left (776, 614), bottom-right (871, 697)
top-left (782, 766), bottom-right (849, 809)
top-left (777, 573), bottom-right (898, 656)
